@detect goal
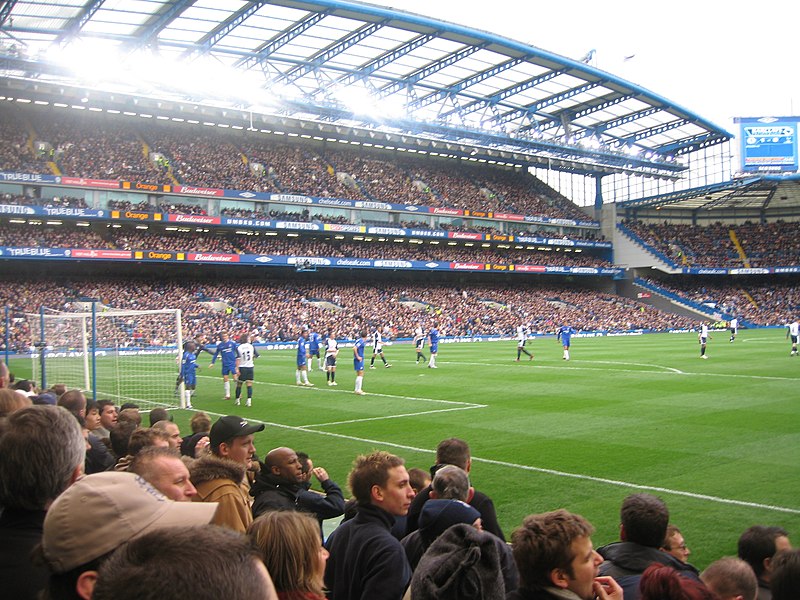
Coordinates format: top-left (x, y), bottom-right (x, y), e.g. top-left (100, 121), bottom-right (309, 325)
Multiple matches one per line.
top-left (33, 306), bottom-right (184, 409)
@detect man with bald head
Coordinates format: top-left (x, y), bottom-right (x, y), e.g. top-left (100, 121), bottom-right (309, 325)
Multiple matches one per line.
top-left (251, 446), bottom-right (345, 529)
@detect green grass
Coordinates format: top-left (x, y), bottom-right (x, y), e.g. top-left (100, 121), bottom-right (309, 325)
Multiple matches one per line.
top-left (11, 329), bottom-right (799, 568)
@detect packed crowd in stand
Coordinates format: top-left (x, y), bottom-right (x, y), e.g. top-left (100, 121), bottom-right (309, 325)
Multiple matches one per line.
top-left (623, 220), bottom-right (800, 268)
top-left (0, 389), bottom-right (796, 599)
top-left (0, 277), bottom-right (695, 352)
top-left (0, 221), bottom-right (612, 266)
top-left (0, 105), bottom-right (591, 222)
top-left (644, 278), bottom-right (800, 326)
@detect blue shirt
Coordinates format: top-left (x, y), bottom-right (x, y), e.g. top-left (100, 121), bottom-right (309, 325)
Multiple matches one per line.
top-left (354, 338), bottom-right (366, 362)
top-left (180, 351), bottom-right (198, 378)
top-left (211, 340), bottom-right (238, 369)
top-left (309, 332), bottom-right (321, 353)
top-left (557, 326), bottom-right (576, 344)
top-left (428, 328), bottom-right (439, 345)
top-left (297, 337), bottom-right (308, 365)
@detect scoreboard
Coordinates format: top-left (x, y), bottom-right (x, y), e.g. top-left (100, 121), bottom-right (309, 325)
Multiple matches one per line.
top-left (736, 116), bottom-right (799, 173)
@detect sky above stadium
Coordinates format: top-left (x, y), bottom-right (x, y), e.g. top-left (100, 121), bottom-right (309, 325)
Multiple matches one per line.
top-left (369, 0), bottom-right (800, 134)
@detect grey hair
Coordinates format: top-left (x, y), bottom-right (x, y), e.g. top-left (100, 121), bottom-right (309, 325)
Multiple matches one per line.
top-left (431, 464), bottom-right (470, 501)
top-left (0, 405), bottom-right (85, 510)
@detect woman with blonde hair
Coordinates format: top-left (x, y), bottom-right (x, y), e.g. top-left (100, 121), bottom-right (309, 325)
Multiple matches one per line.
top-left (247, 510), bottom-right (328, 600)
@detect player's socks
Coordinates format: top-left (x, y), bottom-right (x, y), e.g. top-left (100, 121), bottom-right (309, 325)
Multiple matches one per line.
top-left (184, 390), bottom-right (192, 408)
top-left (330, 371), bottom-right (335, 383)
top-left (296, 370), bottom-right (302, 384)
top-left (381, 356), bottom-right (387, 365)
top-left (302, 371), bottom-right (310, 385)
top-left (224, 380), bottom-right (230, 398)
top-left (564, 350), bottom-right (570, 360)
top-left (355, 375), bottom-right (363, 392)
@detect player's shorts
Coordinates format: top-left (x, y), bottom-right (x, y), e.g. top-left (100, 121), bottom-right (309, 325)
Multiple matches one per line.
top-left (309, 349), bottom-right (320, 358)
top-left (183, 373), bottom-right (197, 387)
top-left (729, 327), bottom-right (737, 335)
top-left (415, 339), bottom-right (424, 349)
top-left (325, 355), bottom-right (337, 368)
top-left (296, 356), bottom-right (307, 368)
top-left (372, 343), bottom-right (383, 353)
top-left (792, 335), bottom-right (798, 344)
top-left (238, 367), bottom-right (254, 382)
top-left (354, 359), bottom-right (364, 371)
top-left (221, 365), bottom-right (236, 376)
top-left (430, 343), bottom-right (438, 354)
top-left (517, 340), bottom-right (526, 348)
top-left (699, 337), bottom-right (707, 344)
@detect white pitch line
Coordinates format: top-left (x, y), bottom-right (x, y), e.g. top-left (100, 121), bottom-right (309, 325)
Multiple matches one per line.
top-left (301, 405), bottom-right (485, 428)
top-left (192, 408), bottom-right (800, 516)
top-left (197, 374), bottom-right (481, 407)
top-left (447, 361), bottom-right (800, 381)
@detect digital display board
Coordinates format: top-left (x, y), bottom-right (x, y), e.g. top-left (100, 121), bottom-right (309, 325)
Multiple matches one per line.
top-left (736, 116), bottom-right (799, 172)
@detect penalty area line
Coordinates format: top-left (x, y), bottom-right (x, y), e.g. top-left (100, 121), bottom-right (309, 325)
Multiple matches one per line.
top-left (197, 374), bottom-right (482, 407)
top-left (189, 409), bottom-right (800, 516)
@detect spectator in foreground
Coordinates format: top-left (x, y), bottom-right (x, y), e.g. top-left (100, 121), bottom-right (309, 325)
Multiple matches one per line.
top-left (250, 445), bottom-right (345, 529)
top-left (0, 405), bottom-right (85, 600)
top-left (190, 414), bottom-right (264, 533)
top-left (737, 525), bottom-right (792, 600)
top-left (638, 564), bottom-right (716, 600)
top-left (324, 450), bottom-right (415, 600)
top-left (406, 437), bottom-right (504, 541)
top-left (507, 509), bottom-right (623, 600)
top-left (248, 510), bottom-right (327, 600)
top-left (129, 446), bottom-right (197, 502)
top-left (701, 557), bottom-right (757, 600)
top-left (92, 525), bottom-right (277, 600)
top-left (770, 548), bottom-right (800, 600)
top-left (36, 471), bottom-right (217, 600)
top-left (598, 494), bottom-right (700, 599)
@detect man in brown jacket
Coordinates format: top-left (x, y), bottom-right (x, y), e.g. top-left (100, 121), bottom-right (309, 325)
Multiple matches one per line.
top-left (190, 414), bottom-right (264, 533)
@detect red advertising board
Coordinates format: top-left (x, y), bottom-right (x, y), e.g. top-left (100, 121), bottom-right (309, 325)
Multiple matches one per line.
top-left (70, 249), bottom-right (133, 259)
top-left (450, 262), bottom-right (485, 270)
top-left (187, 253), bottom-right (241, 263)
top-left (167, 214), bottom-right (221, 225)
top-left (60, 177), bottom-right (120, 190)
top-left (513, 265), bottom-right (547, 273)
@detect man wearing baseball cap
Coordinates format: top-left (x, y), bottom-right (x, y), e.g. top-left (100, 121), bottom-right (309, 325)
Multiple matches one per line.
top-left (190, 414), bottom-right (265, 533)
top-left (36, 471), bottom-right (217, 600)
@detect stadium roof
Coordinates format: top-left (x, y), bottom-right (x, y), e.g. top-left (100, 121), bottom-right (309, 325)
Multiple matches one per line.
top-left (0, 0), bottom-right (731, 178)
top-left (619, 174), bottom-right (800, 212)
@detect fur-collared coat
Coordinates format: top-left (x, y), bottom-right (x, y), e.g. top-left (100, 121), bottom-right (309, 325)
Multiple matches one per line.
top-left (190, 454), bottom-right (252, 533)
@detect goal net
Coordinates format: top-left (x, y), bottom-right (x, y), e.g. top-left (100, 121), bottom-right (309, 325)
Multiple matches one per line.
top-left (33, 306), bottom-right (184, 410)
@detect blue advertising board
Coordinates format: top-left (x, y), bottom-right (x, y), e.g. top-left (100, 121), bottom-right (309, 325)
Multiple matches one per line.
top-left (736, 116), bottom-right (799, 172)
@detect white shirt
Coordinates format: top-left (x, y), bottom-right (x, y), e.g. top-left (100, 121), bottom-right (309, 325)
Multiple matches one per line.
top-left (700, 324), bottom-right (709, 338)
top-left (414, 326), bottom-right (424, 342)
top-left (789, 322), bottom-right (799, 337)
top-left (325, 337), bottom-right (339, 356)
top-left (236, 343), bottom-right (256, 368)
top-left (730, 318), bottom-right (738, 329)
top-left (516, 325), bottom-right (528, 342)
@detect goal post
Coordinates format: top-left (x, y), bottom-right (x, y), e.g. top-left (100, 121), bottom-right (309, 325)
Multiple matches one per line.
top-left (34, 305), bottom-right (184, 410)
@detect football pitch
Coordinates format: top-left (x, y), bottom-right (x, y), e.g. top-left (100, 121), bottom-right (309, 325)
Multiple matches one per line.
top-left (13, 328), bottom-right (799, 567)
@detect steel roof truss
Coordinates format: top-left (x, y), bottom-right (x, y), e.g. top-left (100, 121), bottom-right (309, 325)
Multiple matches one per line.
top-left (333, 32), bottom-right (435, 88)
top-left (235, 9), bottom-right (329, 70)
top-left (494, 80), bottom-right (605, 127)
top-left (622, 118), bottom-right (687, 144)
top-left (378, 42), bottom-right (484, 97)
top-left (439, 65), bottom-right (570, 121)
top-left (183, 0), bottom-right (265, 58)
top-left (133, 0), bottom-right (196, 48)
top-left (407, 56), bottom-right (523, 111)
top-left (279, 20), bottom-right (384, 85)
top-left (51, 0), bottom-right (104, 44)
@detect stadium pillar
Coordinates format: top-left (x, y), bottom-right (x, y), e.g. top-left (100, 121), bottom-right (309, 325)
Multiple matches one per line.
top-left (594, 175), bottom-right (604, 215)
top-left (3, 306), bottom-right (8, 367)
